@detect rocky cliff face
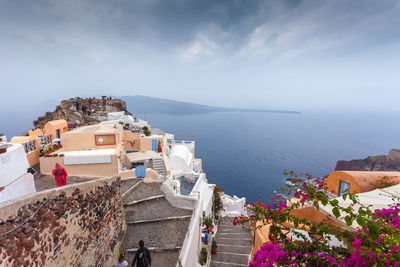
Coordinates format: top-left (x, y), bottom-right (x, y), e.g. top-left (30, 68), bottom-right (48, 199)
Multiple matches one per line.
top-left (34, 98), bottom-right (131, 129)
top-left (335, 149), bottom-right (400, 171)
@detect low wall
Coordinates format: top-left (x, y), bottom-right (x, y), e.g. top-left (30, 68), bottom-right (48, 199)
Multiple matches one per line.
top-left (39, 155), bottom-right (119, 177)
top-left (0, 176), bottom-right (124, 267)
top-left (161, 182), bottom-right (197, 210)
top-left (119, 169), bottom-right (136, 180)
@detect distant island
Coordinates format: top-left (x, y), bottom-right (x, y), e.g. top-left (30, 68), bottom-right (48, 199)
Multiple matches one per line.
top-left (120, 95), bottom-right (301, 115)
top-left (336, 149), bottom-right (400, 171)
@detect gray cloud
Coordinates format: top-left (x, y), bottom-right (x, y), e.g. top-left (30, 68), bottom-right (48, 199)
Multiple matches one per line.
top-left (1, 0), bottom-right (400, 110)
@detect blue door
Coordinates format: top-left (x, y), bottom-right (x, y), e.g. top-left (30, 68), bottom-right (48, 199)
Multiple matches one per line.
top-left (135, 166), bottom-right (146, 178)
top-left (151, 140), bottom-right (158, 152)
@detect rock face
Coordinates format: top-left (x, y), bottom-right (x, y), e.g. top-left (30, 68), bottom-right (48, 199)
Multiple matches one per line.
top-left (335, 149), bottom-right (400, 171)
top-left (33, 97), bottom-right (131, 129)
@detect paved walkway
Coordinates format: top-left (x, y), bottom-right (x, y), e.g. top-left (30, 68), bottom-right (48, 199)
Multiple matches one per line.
top-left (211, 217), bottom-right (253, 267)
top-left (120, 178), bottom-right (193, 267)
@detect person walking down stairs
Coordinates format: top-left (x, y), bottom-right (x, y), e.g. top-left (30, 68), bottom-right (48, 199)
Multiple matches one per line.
top-left (131, 240), bottom-right (151, 267)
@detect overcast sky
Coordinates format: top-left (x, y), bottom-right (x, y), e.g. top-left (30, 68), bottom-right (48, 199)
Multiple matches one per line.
top-left (1, 0), bottom-right (400, 110)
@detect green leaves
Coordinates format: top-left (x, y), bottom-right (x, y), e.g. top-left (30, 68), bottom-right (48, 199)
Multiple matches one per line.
top-left (367, 221), bottom-right (379, 240)
top-left (332, 207), bottom-right (341, 218)
top-left (356, 216), bottom-right (367, 227)
top-left (344, 215), bottom-right (354, 226)
top-left (330, 199), bottom-right (339, 207)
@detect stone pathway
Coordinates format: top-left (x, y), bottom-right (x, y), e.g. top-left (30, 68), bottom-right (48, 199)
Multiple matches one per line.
top-left (211, 217), bottom-right (253, 267)
top-left (34, 174), bottom-right (97, 192)
top-left (120, 178), bottom-right (193, 267)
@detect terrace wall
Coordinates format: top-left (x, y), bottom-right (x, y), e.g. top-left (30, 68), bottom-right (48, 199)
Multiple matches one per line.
top-left (39, 154), bottom-right (119, 177)
top-left (0, 176), bottom-right (124, 267)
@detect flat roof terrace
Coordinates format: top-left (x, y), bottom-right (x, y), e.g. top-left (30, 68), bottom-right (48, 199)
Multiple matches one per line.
top-left (66, 123), bottom-right (123, 133)
top-left (34, 173), bottom-right (97, 192)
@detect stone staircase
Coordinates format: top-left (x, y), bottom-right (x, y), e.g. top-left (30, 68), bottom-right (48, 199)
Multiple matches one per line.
top-left (152, 158), bottom-right (165, 178)
top-left (120, 178), bottom-right (193, 267)
top-left (211, 217), bottom-right (253, 267)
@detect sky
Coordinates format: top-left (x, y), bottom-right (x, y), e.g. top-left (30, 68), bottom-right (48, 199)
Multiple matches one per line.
top-left (1, 0), bottom-right (400, 110)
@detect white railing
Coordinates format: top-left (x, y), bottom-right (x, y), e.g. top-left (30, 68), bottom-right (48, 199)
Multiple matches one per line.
top-left (167, 139), bottom-right (195, 145)
top-left (221, 194), bottom-right (247, 217)
top-left (177, 179), bottom-right (214, 267)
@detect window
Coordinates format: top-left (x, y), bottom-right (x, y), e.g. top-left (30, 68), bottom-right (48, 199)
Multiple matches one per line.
top-left (95, 134), bottom-right (116, 146)
top-left (338, 180), bottom-right (350, 196)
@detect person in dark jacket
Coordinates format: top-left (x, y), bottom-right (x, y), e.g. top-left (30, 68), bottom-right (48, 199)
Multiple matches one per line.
top-left (52, 163), bottom-right (67, 187)
top-left (131, 240), bottom-right (151, 267)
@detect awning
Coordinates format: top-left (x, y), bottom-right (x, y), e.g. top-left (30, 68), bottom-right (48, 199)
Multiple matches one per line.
top-left (126, 151), bottom-right (161, 162)
top-left (319, 184), bottom-right (400, 227)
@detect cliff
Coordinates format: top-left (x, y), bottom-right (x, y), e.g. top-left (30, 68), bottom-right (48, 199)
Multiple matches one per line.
top-left (33, 97), bottom-right (130, 129)
top-left (335, 149), bottom-right (400, 171)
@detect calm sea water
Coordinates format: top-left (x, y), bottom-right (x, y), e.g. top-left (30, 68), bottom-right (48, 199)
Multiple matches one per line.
top-left (145, 110), bottom-right (400, 204)
top-left (2, 109), bottom-right (400, 204)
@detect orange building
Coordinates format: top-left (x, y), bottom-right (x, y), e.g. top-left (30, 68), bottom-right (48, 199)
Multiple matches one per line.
top-left (29, 119), bottom-right (68, 145)
top-left (9, 135), bottom-right (41, 166)
top-left (324, 171), bottom-right (400, 196)
top-left (10, 119), bottom-right (68, 167)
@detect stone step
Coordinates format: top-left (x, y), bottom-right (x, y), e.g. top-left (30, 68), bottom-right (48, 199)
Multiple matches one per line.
top-left (123, 182), bottom-right (164, 203)
top-left (126, 245), bottom-right (181, 252)
top-left (124, 194), bottom-right (165, 205)
top-left (121, 178), bottom-right (141, 194)
top-left (210, 260), bottom-right (248, 267)
top-left (216, 233), bottom-right (253, 241)
top-left (211, 251), bottom-right (249, 265)
top-left (124, 197), bottom-right (192, 221)
top-left (122, 180), bottom-right (143, 199)
top-left (124, 249), bottom-right (179, 267)
top-left (215, 238), bottom-right (253, 247)
top-left (122, 219), bottom-right (190, 249)
top-left (127, 215), bottom-right (192, 224)
top-left (216, 244), bottom-right (253, 254)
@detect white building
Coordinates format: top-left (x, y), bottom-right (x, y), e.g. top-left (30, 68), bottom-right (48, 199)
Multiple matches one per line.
top-left (0, 143), bottom-right (36, 202)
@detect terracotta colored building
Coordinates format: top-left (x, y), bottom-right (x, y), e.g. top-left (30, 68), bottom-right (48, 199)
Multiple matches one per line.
top-left (10, 119), bottom-right (68, 167)
top-left (324, 171), bottom-right (400, 196)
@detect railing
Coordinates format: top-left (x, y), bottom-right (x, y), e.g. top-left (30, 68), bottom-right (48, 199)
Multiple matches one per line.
top-left (38, 134), bottom-right (52, 145)
top-left (166, 178), bottom-right (179, 194)
top-left (23, 140), bottom-right (37, 153)
top-left (167, 139), bottom-right (195, 145)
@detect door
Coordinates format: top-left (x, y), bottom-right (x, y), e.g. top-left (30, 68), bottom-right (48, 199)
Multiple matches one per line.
top-left (135, 165), bottom-right (146, 178)
top-left (151, 139), bottom-right (158, 152)
top-left (338, 180), bottom-right (350, 196)
top-left (56, 129), bottom-right (60, 138)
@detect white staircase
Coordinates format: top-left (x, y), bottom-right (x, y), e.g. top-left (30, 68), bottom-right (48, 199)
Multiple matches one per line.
top-left (153, 158), bottom-right (165, 177)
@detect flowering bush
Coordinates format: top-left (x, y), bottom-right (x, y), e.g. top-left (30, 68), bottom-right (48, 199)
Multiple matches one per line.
top-left (235, 171), bottom-right (400, 266)
top-left (213, 186), bottom-right (224, 220)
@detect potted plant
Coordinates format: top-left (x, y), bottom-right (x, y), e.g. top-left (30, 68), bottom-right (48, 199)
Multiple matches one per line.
top-left (211, 239), bottom-right (217, 255)
top-left (142, 126), bottom-right (151, 136)
top-left (157, 140), bottom-right (162, 152)
top-left (199, 247), bottom-right (207, 265)
top-left (202, 216), bottom-right (214, 234)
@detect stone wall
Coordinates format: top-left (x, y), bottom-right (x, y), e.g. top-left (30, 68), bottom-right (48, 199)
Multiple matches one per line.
top-left (0, 176), bottom-right (124, 267)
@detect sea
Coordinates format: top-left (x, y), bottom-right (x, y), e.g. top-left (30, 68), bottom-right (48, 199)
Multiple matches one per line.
top-left (2, 109), bottom-right (400, 204)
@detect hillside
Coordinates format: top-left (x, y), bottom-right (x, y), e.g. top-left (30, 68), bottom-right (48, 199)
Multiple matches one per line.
top-left (33, 97), bottom-right (130, 129)
top-left (120, 95), bottom-right (300, 115)
top-left (335, 149), bottom-right (400, 171)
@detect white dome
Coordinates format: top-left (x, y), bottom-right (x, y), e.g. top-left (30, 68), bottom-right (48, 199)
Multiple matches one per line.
top-left (168, 145), bottom-right (193, 172)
